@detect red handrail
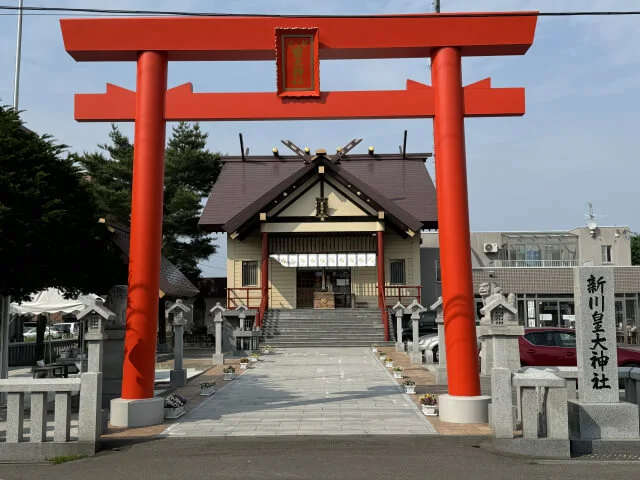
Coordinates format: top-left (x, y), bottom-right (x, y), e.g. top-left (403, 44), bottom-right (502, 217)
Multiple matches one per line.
top-left (383, 285), bottom-right (422, 305)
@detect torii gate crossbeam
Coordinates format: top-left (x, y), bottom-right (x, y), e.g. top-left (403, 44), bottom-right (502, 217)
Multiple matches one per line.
top-left (60, 12), bottom-right (537, 426)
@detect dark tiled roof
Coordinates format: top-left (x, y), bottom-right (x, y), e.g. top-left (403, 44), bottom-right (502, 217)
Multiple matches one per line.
top-left (199, 154), bottom-right (437, 232)
top-left (108, 224), bottom-right (200, 298)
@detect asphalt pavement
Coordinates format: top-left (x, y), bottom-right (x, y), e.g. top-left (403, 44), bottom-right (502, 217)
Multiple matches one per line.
top-left (1, 436), bottom-right (639, 480)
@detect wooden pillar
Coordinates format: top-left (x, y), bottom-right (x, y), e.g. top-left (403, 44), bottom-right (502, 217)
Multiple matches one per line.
top-left (377, 230), bottom-right (389, 340)
top-left (260, 232), bottom-right (269, 328)
top-left (121, 51), bottom-right (168, 400)
top-left (431, 46), bottom-right (480, 397)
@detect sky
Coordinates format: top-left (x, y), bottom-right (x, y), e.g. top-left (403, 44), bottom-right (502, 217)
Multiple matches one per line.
top-left (1, 0), bottom-right (639, 278)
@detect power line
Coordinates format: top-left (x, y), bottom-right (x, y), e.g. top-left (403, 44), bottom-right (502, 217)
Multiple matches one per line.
top-left (1, 5), bottom-right (640, 18)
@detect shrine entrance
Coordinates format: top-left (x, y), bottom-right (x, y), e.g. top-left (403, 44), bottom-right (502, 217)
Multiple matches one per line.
top-left (296, 268), bottom-right (352, 309)
top-left (60, 11), bottom-right (538, 426)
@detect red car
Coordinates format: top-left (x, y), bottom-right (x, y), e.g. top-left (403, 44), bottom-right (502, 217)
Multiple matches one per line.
top-left (519, 328), bottom-right (640, 368)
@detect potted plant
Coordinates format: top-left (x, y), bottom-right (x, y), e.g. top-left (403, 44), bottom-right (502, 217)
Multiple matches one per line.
top-left (223, 365), bottom-right (236, 380)
top-left (379, 352), bottom-right (387, 361)
top-left (392, 366), bottom-right (404, 379)
top-left (371, 344), bottom-right (378, 353)
top-left (199, 381), bottom-right (216, 396)
top-left (249, 352), bottom-right (260, 363)
top-left (263, 345), bottom-right (273, 354)
top-left (240, 358), bottom-right (250, 369)
top-left (164, 393), bottom-right (187, 419)
top-left (419, 394), bottom-right (438, 416)
top-left (403, 378), bottom-right (416, 395)
top-left (384, 357), bottom-right (394, 368)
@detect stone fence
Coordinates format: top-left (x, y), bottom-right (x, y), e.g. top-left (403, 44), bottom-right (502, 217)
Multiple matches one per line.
top-left (0, 302), bottom-right (108, 462)
top-left (0, 378), bottom-right (100, 462)
top-left (491, 367), bottom-right (571, 458)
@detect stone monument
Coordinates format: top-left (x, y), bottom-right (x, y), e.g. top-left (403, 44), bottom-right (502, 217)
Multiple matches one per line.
top-left (568, 267), bottom-right (639, 444)
top-left (210, 302), bottom-right (226, 365)
top-left (430, 296), bottom-right (448, 384)
top-left (101, 285), bottom-right (127, 408)
top-left (392, 302), bottom-right (405, 352)
top-left (166, 299), bottom-right (191, 387)
top-left (476, 282), bottom-right (523, 375)
top-left (405, 300), bottom-right (425, 365)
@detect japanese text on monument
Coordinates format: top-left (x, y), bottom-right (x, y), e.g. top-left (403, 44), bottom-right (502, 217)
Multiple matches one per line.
top-left (587, 275), bottom-right (610, 390)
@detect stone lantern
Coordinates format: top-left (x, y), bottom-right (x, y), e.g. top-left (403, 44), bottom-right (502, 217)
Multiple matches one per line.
top-left (75, 298), bottom-right (115, 442)
top-left (404, 299), bottom-right (425, 365)
top-left (429, 296), bottom-right (447, 384)
top-left (209, 302), bottom-right (226, 365)
top-left (392, 301), bottom-right (405, 352)
top-left (166, 299), bottom-right (191, 386)
top-left (476, 282), bottom-right (522, 375)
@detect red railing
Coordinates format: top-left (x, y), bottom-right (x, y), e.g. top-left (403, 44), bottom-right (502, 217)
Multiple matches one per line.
top-left (226, 288), bottom-right (271, 328)
top-left (383, 285), bottom-right (422, 306)
top-left (226, 288), bottom-right (262, 310)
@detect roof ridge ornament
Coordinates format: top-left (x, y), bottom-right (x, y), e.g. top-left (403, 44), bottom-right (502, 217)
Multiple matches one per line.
top-left (331, 138), bottom-right (362, 163)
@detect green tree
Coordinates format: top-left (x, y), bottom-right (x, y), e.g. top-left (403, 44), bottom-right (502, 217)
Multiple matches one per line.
top-left (0, 105), bottom-right (124, 299)
top-left (75, 122), bottom-right (221, 281)
top-left (631, 233), bottom-right (640, 266)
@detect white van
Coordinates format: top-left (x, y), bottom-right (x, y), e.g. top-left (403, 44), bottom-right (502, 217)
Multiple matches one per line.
top-left (52, 322), bottom-right (81, 337)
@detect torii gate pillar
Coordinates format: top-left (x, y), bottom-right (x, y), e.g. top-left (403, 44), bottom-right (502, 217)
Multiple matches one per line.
top-left (111, 52), bottom-right (168, 427)
top-left (431, 47), bottom-right (489, 422)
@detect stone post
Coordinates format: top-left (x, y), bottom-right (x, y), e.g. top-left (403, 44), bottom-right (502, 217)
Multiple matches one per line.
top-left (167, 299), bottom-right (191, 387)
top-left (210, 303), bottom-right (226, 365)
top-left (568, 267), bottom-right (640, 441)
top-left (76, 299), bottom-right (113, 444)
top-left (430, 297), bottom-right (448, 384)
top-left (102, 285), bottom-right (127, 408)
top-left (404, 300), bottom-right (424, 365)
top-left (392, 302), bottom-right (405, 352)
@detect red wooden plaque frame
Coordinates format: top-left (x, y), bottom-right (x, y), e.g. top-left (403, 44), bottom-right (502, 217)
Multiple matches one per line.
top-left (275, 27), bottom-right (320, 97)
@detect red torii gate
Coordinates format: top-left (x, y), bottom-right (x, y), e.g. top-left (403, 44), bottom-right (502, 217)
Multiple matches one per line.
top-left (61, 12), bottom-right (537, 425)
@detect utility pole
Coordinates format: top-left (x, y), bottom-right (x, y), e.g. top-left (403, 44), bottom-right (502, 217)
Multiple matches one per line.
top-left (13, 0), bottom-right (24, 110)
top-left (2, 0), bottom-right (24, 405)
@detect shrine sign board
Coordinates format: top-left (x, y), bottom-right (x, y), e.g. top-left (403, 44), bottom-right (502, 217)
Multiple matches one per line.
top-left (574, 267), bottom-right (619, 403)
top-left (276, 28), bottom-right (320, 97)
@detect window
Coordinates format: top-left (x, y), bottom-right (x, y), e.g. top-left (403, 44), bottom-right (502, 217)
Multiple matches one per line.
top-left (601, 245), bottom-right (613, 264)
top-left (389, 259), bottom-right (406, 285)
top-left (435, 259), bottom-right (441, 283)
top-left (555, 331), bottom-right (576, 348)
top-left (241, 261), bottom-right (258, 287)
top-left (524, 331), bottom-right (556, 347)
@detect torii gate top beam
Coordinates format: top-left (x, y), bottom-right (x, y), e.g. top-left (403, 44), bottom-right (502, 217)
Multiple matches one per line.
top-left (60, 12), bottom-right (537, 62)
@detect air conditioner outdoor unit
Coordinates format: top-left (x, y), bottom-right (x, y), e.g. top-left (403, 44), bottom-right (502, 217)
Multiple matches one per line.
top-left (484, 243), bottom-right (499, 253)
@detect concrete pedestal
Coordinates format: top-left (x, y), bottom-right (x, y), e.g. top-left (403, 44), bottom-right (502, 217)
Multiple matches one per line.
top-left (212, 353), bottom-right (225, 365)
top-left (110, 397), bottom-right (164, 428)
top-left (170, 369), bottom-right (187, 387)
top-left (568, 399), bottom-right (640, 440)
top-left (435, 366), bottom-right (448, 385)
top-left (410, 351), bottom-right (423, 365)
top-left (438, 394), bottom-right (491, 424)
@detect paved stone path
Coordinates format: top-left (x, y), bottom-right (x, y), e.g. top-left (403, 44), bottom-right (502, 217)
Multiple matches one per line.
top-left (161, 347), bottom-right (436, 436)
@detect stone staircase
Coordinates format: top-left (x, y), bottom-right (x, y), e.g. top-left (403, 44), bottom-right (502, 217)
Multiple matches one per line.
top-left (262, 308), bottom-right (394, 348)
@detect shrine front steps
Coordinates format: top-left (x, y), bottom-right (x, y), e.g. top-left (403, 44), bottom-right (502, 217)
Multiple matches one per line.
top-left (262, 308), bottom-right (391, 348)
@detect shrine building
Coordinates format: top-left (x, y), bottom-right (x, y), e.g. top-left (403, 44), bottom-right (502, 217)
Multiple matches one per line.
top-left (199, 146), bottom-right (437, 319)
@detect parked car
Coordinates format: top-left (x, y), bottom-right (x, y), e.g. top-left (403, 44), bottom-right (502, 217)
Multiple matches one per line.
top-left (52, 322), bottom-right (81, 337)
top-left (399, 310), bottom-right (437, 342)
top-left (519, 328), bottom-right (640, 368)
top-left (411, 322), bottom-right (482, 362)
top-left (22, 326), bottom-right (61, 341)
